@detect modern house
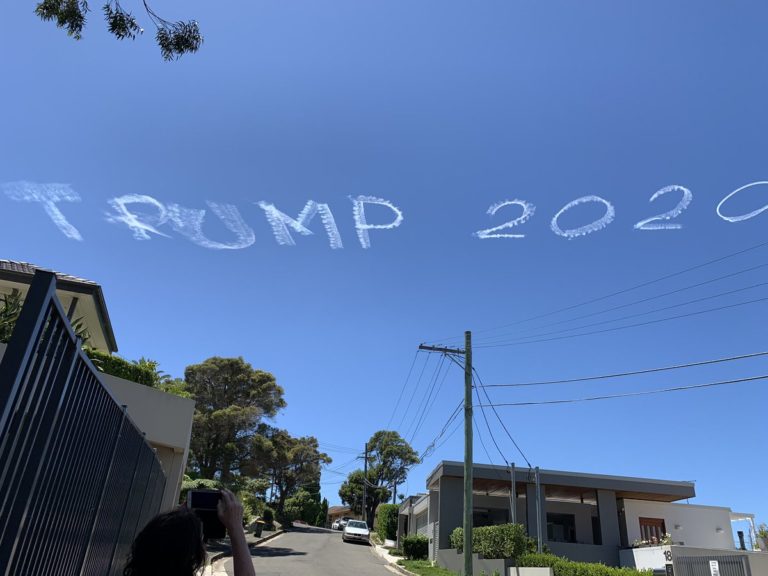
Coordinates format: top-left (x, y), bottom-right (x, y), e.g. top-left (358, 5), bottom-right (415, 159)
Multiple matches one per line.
top-left (0, 260), bottom-right (194, 510)
top-left (399, 460), bottom-right (767, 575)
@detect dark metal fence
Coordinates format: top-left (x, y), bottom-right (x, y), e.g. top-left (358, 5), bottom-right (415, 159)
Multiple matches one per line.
top-left (0, 271), bottom-right (166, 576)
top-left (675, 555), bottom-right (750, 576)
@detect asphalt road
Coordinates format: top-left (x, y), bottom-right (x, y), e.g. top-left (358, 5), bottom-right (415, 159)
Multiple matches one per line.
top-left (212, 527), bottom-right (395, 576)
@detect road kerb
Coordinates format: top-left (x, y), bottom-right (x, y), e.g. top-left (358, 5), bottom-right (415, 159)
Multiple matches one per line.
top-left (208, 529), bottom-right (285, 564)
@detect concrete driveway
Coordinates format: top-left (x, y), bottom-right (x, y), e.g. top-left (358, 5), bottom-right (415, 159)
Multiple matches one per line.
top-left (210, 526), bottom-right (395, 576)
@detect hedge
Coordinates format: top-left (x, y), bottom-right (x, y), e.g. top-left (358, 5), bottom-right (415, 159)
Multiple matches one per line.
top-left (376, 504), bottom-right (399, 541)
top-left (402, 534), bottom-right (429, 560)
top-left (85, 348), bottom-right (157, 386)
top-left (518, 553), bottom-right (652, 576)
top-left (450, 523), bottom-right (537, 560)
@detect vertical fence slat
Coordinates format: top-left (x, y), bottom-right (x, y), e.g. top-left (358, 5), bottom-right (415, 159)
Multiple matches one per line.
top-left (0, 272), bottom-right (168, 576)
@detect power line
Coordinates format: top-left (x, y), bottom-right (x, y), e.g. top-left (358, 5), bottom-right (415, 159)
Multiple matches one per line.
top-left (411, 357), bottom-right (456, 444)
top-left (473, 367), bottom-right (532, 467)
top-left (473, 380), bottom-right (507, 465)
top-left (428, 239), bottom-right (768, 345)
top-left (407, 354), bottom-right (448, 444)
top-left (386, 350), bottom-right (420, 429)
top-left (483, 350), bottom-right (768, 388)
top-left (398, 352), bottom-right (432, 430)
top-left (419, 398), bottom-right (463, 461)
top-left (476, 282), bottom-right (768, 346)
top-left (476, 374), bottom-right (768, 407)
top-left (476, 295), bottom-right (768, 349)
top-left (475, 264), bottom-right (768, 344)
top-left (473, 415), bottom-right (497, 467)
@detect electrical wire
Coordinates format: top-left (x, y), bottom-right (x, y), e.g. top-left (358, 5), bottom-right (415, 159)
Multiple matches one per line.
top-left (483, 349), bottom-right (768, 388)
top-left (398, 352), bottom-right (432, 430)
top-left (407, 354), bottom-right (448, 444)
top-left (475, 374), bottom-right (768, 407)
top-left (476, 282), bottom-right (768, 346)
top-left (410, 357), bottom-right (456, 444)
top-left (473, 379), bottom-right (507, 465)
top-left (419, 398), bottom-right (463, 461)
top-left (476, 295), bottom-right (768, 349)
top-left (473, 367), bottom-right (532, 467)
top-left (473, 415), bottom-right (497, 467)
top-left (475, 263), bottom-right (768, 344)
top-left (427, 238), bottom-right (768, 345)
top-left (386, 350), bottom-right (421, 429)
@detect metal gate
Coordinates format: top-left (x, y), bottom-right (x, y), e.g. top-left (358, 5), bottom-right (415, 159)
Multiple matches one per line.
top-left (0, 270), bottom-right (167, 576)
top-left (675, 555), bottom-right (750, 576)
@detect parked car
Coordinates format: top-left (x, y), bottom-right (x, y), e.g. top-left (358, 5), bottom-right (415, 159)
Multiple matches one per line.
top-left (338, 516), bottom-right (352, 529)
top-left (342, 519), bottom-right (370, 544)
top-left (331, 519), bottom-right (341, 530)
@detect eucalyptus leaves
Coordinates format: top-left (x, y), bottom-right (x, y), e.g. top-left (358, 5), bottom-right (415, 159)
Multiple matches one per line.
top-left (34, 0), bottom-right (203, 60)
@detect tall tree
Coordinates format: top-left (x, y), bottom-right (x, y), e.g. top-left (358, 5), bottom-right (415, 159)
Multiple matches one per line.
top-left (338, 469), bottom-right (390, 523)
top-left (339, 430), bottom-right (419, 526)
top-left (186, 357), bottom-right (286, 481)
top-left (367, 430), bottom-right (420, 502)
top-left (245, 424), bottom-right (331, 519)
top-left (34, 1), bottom-right (202, 59)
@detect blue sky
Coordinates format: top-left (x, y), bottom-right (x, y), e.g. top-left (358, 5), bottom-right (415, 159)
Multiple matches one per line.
top-left (1, 1), bottom-right (767, 530)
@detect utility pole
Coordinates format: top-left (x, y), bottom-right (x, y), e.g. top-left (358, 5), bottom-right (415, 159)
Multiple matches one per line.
top-left (509, 462), bottom-right (516, 526)
top-left (419, 330), bottom-right (473, 576)
top-left (363, 442), bottom-right (368, 526)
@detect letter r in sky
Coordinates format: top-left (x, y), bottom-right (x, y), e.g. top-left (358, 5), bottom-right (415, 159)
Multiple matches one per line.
top-left (105, 194), bottom-right (170, 240)
top-left (349, 195), bottom-right (404, 249)
top-left (2, 181), bottom-right (83, 241)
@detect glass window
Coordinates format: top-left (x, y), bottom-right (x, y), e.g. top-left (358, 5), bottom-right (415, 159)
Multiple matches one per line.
top-left (639, 517), bottom-right (666, 543)
top-left (547, 513), bottom-right (576, 543)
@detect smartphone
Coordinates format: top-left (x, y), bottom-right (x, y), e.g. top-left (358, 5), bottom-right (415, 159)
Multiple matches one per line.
top-left (188, 489), bottom-right (226, 540)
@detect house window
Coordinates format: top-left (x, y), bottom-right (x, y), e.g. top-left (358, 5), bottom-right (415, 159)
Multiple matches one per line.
top-left (547, 513), bottom-right (576, 543)
top-left (639, 517), bottom-right (666, 543)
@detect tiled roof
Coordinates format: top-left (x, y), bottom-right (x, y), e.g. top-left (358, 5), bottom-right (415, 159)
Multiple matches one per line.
top-left (0, 260), bottom-right (98, 286)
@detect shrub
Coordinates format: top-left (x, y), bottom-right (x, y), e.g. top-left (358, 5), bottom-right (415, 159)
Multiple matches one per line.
top-left (376, 504), bottom-right (400, 541)
top-left (450, 524), bottom-right (533, 560)
top-left (85, 348), bottom-right (157, 386)
top-left (474, 523), bottom-right (528, 559)
top-left (518, 553), bottom-right (652, 576)
top-left (402, 534), bottom-right (429, 560)
top-left (262, 507), bottom-right (274, 524)
top-left (450, 527), bottom-right (467, 552)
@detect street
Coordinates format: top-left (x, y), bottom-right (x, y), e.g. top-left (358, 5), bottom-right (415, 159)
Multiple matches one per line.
top-left (211, 527), bottom-right (395, 576)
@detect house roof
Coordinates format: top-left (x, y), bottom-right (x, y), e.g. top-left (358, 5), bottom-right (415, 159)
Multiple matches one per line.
top-left (0, 260), bottom-right (118, 352)
top-left (426, 460), bottom-right (696, 502)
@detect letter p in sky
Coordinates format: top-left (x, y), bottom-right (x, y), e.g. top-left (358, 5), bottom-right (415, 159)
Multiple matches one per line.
top-left (349, 195), bottom-right (404, 249)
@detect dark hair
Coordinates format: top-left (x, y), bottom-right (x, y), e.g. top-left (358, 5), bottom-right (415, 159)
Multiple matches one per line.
top-left (124, 507), bottom-right (206, 576)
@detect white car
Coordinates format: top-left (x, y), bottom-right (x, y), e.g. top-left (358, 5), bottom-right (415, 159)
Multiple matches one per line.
top-left (342, 519), bottom-right (370, 544)
top-left (331, 519), bottom-right (341, 530)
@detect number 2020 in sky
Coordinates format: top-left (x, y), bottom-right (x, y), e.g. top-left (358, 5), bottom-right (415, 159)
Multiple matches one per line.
top-left (474, 181), bottom-right (768, 240)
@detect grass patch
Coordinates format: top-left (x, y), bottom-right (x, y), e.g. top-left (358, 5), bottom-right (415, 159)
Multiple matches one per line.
top-left (388, 547), bottom-right (404, 556)
top-left (398, 559), bottom-right (457, 576)
top-left (370, 531), bottom-right (383, 545)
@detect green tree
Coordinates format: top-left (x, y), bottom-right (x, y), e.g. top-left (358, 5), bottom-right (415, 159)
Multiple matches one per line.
top-left (315, 497), bottom-right (329, 527)
top-left (338, 469), bottom-right (390, 525)
top-left (339, 430), bottom-right (418, 527)
top-left (244, 424), bottom-right (331, 518)
top-left (0, 289), bottom-right (24, 343)
top-left (367, 430), bottom-right (420, 503)
top-left (34, 0), bottom-right (202, 60)
top-left (185, 357), bottom-right (286, 481)
top-left (284, 489), bottom-right (321, 524)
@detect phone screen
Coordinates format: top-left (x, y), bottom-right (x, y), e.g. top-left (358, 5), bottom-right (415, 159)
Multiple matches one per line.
top-left (189, 490), bottom-right (222, 510)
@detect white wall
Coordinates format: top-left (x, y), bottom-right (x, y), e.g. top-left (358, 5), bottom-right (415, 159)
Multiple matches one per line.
top-left (100, 373), bottom-right (195, 511)
top-left (620, 546), bottom-right (669, 570)
top-left (622, 499), bottom-right (734, 549)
